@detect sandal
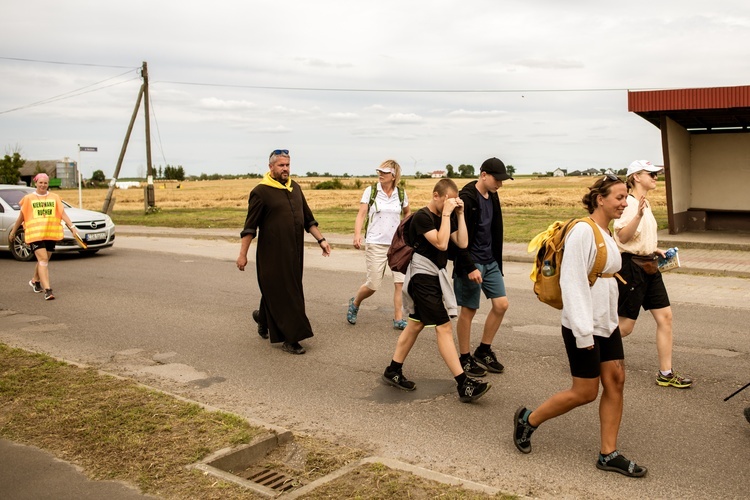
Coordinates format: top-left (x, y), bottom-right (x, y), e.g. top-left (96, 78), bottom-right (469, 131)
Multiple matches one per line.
top-left (596, 450), bottom-right (647, 478)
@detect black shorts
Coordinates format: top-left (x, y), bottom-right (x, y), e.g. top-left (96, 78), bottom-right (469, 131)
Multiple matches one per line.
top-left (562, 325), bottom-right (624, 379)
top-left (408, 274), bottom-right (450, 327)
top-left (617, 253), bottom-right (671, 320)
top-left (30, 240), bottom-right (56, 252)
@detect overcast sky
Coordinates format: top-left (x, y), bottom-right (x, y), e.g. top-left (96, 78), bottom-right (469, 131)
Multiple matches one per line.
top-left (2, 1), bottom-right (749, 179)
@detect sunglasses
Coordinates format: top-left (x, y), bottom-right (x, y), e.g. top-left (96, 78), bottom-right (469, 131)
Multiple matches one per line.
top-left (376, 169), bottom-right (394, 175)
top-left (269, 149), bottom-right (289, 158)
top-left (604, 174), bottom-right (621, 182)
top-left (645, 171), bottom-right (659, 179)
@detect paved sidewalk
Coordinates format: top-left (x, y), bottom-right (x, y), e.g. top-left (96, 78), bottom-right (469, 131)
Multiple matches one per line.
top-left (115, 225), bottom-right (750, 278)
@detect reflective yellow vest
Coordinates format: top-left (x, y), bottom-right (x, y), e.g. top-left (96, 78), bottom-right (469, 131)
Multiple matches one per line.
top-left (20, 192), bottom-right (64, 243)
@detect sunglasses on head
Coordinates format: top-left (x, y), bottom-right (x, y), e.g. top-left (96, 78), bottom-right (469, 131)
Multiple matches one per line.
top-left (269, 149), bottom-right (289, 158)
top-left (604, 174), bottom-right (621, 182)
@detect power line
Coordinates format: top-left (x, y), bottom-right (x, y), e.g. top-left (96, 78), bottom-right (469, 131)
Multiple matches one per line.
top-left (149, 93), bottom-right (168, 167)
top-left (0, 70), bottom-right (140, 115)
top-left (0, 56), bottom-right (138, 70)
top-left (155, 79), bottom-right (676, 94)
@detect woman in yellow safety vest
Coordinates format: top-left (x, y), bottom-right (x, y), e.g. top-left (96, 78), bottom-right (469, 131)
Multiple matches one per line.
top-left (8, 173), bottom-right (80, 300)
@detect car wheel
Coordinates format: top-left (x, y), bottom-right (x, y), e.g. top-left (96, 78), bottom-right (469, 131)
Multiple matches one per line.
top-left (10, 231), bottom-right (35, 262)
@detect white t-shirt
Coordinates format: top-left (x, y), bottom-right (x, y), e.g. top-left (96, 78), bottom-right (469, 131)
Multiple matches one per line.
top-left (360, 183), bottom-right (409, 245)
top-left (613, 194), bottom-right (658, 255)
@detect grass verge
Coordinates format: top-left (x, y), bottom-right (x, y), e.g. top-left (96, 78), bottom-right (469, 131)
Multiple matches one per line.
top-left (0, 344), bottom-right (511, 499)
top-left (113, 206), bottom-right (667, 244)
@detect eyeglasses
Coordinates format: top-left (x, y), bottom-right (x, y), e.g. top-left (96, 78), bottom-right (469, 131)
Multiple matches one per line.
top-left (269, 149), bottom-right (289, 158)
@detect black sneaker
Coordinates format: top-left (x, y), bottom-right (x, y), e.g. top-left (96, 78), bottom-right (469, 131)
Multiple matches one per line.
top-left (29, 280), bottom-right (43, 293)
top-left (461, 355), bottom-right (487, 377)
top-left (513, 406), bottom-right (535, 454)
top-left (252, 310), bottom-right (269, 339)
top-left (457, 377), bottom-right (490, 403)
top-left (473, 347), bottom-right (504, 373)
top-left (382, 368), bottom-right (416, 391)
top-left (44, 289), bottom-right (55, 301)
top-left (282, 342), bottom-right (305, 355)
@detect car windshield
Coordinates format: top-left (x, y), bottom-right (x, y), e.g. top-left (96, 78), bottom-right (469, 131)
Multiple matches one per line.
top-left (0, 189), bottom-right (73, 210)
top-left (0, 189), bottom-right (30, 210)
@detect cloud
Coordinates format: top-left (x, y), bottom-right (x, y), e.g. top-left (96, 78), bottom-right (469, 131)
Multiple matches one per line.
top-left (512, 58), bottom-right (585, 70)
top-left (295, 57), bottom-right (354, 69)
top-left (328, 112), bottom-right (358, 119)
top-left (386, 113), bottom-right (423, 124)
top-left (199, 97), bottom-right (257, 110)
top-left (447, 109), bottom-right (507, 118)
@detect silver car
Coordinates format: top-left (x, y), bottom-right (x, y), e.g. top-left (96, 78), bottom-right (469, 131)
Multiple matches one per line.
top-left (0, 184), bottom-right (115, 261)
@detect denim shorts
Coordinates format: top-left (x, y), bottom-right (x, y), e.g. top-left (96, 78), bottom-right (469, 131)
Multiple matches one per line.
top-left (453, 261), bottom-right (506, 310)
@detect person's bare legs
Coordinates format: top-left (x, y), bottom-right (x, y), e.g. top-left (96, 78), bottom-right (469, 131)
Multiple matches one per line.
top-left (393, 283), bottom-right (404, 321)
top-left (650, 307), bottom-right (674, 373)
top-left (392, 320), bottom-right (423, 363)
top-left (34, 248), bottom-right (52, 290)
top-left (618, 316), bottom-right (636, 338)
top-left (456, 306), bottom-right (477, 354)
top-left (481, 296), bottom-right (508, 344)
top-left (527, 377), bottom-right (600, 427)
top-left (598, 359), bottom-right (625, 454)
top-left (353, 285), bottom-right (375, 308)
top-left (435, 322), bottom-right (463, 376)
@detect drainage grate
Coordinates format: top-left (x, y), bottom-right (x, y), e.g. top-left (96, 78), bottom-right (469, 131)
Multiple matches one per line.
top-left (240, 466), bottom-right (298, 492)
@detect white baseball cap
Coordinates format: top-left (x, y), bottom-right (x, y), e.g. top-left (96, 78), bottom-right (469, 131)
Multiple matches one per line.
top-left (626, 160), bottom-right (662, 177)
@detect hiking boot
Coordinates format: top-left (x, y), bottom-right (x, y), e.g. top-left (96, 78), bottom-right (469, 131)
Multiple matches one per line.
top-left (656, 371), bottom-right (692, 388)
top-left (457, 377), bottom-right (490, 403)
top-left (473, 347), bottom-right (504, 373)
top-left (513, 406), bottom-right (536, 454)
top-left (252, 309), bottom-right (269, 339)
top-left (29, 280), bottom-right (43, 293)
top-left (596, 450), bottom-right (648, 477)
top-left (282, 342), bottom-right (305, 355)
top-left (44, 289), bottom-right (55, 301)
top-left (392, 318), bottom-right (407, 330)
top-left (461, 355), bottom-right (487, 377)
top-left (382, 368), bottom-right (416, 391)
top-left (347, 297), bottom-right (359, 325)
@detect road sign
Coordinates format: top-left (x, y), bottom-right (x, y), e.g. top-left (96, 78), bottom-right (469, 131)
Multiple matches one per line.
top-left (79, 146), bottom-right (98, 152)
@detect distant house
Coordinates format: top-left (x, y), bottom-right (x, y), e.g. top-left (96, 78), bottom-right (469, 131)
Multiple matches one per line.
top-left (568, 170), bottom-right (582, 176)
top-left (552, 168), bottom-right (566, 177)
top-left (19, 159), bottom-right (77, 188)
top-left (603, 168), bottom-right (617, 176)
top-left (582, 168), bottom-right (601, 176)
top-left (430, 170), bottom-right (446, 178)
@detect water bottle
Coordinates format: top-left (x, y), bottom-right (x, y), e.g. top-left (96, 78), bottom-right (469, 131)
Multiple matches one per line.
top-left (541, 260), bottom-right (555, 277)
top-left (659, 247), bottom-right (678, 267)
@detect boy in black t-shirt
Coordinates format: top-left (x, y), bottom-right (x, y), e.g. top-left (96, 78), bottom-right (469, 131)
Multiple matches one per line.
top-left (382, 179), bottom-right (492, 403)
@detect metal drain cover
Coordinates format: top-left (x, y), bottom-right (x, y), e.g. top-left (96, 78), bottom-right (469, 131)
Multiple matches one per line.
top-left (240, 466), bottom-right (299, 492)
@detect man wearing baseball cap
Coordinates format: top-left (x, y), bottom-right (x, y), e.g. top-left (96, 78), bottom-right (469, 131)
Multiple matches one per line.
top-left (452, 157), bottom-right (513, 377)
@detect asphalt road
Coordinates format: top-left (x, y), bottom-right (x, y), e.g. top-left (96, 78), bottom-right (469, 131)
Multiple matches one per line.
top-left (1, 237), bottom-right (749, 499)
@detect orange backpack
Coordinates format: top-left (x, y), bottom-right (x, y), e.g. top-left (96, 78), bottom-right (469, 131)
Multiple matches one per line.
top-left (528, 217), bottom-right (622, 309)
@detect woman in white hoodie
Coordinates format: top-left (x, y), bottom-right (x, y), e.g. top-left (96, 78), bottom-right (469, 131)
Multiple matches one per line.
top-left (513, 175), bottom-right (648, 478)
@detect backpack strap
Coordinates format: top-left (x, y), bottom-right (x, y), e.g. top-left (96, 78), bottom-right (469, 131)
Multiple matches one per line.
top-left (397, 186), bottom-right (405, 213)
top-left (363, 184), bottom-right (379, 235)
top-left (578, 217), bottom-right (626, 286)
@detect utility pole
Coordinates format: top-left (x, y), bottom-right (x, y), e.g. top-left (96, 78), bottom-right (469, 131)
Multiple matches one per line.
top-left (142, 62), bottom-right (155, 211)
top-left (101, 61), bottom-right (155, 214)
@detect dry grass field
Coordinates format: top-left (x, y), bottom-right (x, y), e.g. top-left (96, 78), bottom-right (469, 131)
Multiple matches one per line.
top-left (61, 176), bottom-right (667, 213)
